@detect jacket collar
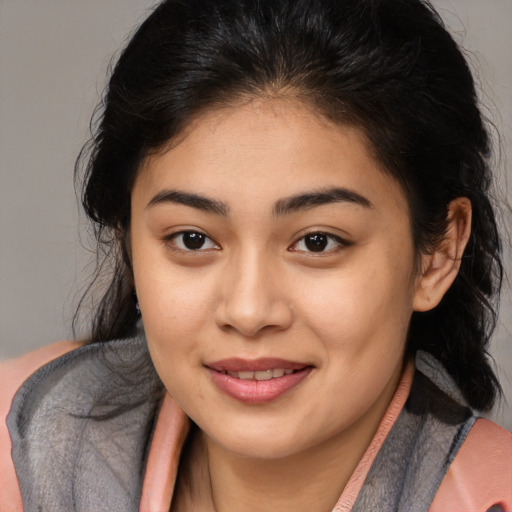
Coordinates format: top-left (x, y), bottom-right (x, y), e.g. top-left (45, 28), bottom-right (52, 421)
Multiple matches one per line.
top-left (8, 334), bottom-right (474, 512)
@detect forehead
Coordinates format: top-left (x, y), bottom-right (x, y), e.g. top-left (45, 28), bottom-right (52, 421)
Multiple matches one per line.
top-left (134, 98), bottom-right (408, 216)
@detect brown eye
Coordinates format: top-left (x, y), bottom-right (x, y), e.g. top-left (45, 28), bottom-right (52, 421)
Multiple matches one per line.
top-left (290, 232), bottom-right (346, 253)
top-left (182, 232), bottom-right (206, 249)
top-left (304, 233), bottom-right (328, 252)
top-left (168, 231), bottom-right (219, 251)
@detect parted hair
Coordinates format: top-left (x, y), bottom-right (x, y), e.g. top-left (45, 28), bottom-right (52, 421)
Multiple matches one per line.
top-left (76, 0), bottom-right (503, 410)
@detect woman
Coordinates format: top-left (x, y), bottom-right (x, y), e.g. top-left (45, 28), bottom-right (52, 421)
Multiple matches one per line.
top-left (1, 0), bottom-right (511, 511)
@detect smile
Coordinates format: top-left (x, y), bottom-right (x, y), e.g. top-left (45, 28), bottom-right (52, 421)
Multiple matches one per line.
top-left (206, 358), bottom-right (313, 404)
top-left (224, 369), bottom-right (295, 380)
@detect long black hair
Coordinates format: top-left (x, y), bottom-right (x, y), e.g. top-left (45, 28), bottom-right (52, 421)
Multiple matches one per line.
top-left (76, 0), bottom-right (503, 411)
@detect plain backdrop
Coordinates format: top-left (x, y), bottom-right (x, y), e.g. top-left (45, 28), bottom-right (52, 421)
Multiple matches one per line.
top-left (0, 0), bottom-right (511, 430)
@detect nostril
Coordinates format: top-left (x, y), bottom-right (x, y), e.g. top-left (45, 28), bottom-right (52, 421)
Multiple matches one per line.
top-left (213, 276), bottom-right (294, 336)
top-left (216, 319), bottom-right (291, 339)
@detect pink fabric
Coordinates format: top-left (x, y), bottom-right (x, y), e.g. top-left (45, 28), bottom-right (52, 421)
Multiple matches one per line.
top-left (139, 394), bottom-right (189, 512)
top-left (331, 361), bottom-right (414, 511)
top-left (431, 418), bottom-right (512, 512)
top-left (2, 346), bottom-right (511, 511)
top-left (140, 361), bottom-right (512, 512)
top-left (0, 341), bottom-right (82, 512)
top-left (139, 361), bottom-right (415, 512)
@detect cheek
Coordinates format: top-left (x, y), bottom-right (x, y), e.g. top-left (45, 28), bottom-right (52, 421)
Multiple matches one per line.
top-left (138, 288), bottom-right (208, 377)
top-left (298, 264), bottom-right (413, 341)
top-left (135, 250), bottom-right (213, 329)
top-left (132, 255), bottom-right (210, 379)
top-left (137, 273), bottom-right (212, 408)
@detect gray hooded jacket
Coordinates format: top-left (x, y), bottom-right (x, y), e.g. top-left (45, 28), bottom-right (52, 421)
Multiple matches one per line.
top-left (7, 334), bottom-right (482, 511)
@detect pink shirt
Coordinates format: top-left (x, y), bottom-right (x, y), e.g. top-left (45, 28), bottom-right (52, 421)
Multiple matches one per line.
top-left (2, 342), bottom-right (511, 512)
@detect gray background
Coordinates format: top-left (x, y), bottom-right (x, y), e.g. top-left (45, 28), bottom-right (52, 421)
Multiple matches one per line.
top-left (0, 0), bottom-right (510, 430)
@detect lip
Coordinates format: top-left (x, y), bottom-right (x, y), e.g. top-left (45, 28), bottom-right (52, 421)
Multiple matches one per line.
top-left (206, 357), bottom-right (308, 372)
top-left (206, 358), bottom-right (313, 404)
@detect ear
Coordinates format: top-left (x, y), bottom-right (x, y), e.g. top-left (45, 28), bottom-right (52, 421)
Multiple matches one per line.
top-left (413, 197), bottom-right (472, 312)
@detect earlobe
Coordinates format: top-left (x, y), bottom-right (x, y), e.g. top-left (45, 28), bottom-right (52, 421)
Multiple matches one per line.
top-left (413, 198), bottom-right (472, 312)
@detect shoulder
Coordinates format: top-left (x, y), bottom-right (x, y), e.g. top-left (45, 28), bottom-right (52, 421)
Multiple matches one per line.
top-left (0, 341), bottom-right (83, 512)
top-left (0, 341), bottom-right (83, 417)
top-left (431, 417), bottom-right (512, 512)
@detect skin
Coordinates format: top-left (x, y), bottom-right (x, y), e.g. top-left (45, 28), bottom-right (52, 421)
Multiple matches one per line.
top-left (130, 98), bottom-right (471, 512)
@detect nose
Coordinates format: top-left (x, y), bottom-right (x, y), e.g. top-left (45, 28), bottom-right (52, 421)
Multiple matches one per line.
top-left (214, 250), bottom-right (293, 338)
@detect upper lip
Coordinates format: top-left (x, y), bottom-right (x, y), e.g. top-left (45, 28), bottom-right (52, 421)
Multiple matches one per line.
top-left (206, 358), bottom-right (311, 372)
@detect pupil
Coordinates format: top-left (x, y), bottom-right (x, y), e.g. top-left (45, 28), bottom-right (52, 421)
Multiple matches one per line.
top-left (183, 232), bottom-right (205, 250)
top-left (305, 234), bottom-right (327, 252)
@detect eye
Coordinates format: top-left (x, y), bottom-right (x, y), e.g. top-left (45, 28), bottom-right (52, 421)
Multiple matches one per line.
top-left (290, 232), bottom-right (346, 253)
top-left (166, 231), bottom-right (220, 251)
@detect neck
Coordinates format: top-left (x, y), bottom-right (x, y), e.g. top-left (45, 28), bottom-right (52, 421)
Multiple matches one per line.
top-left (206, 432), bottom-right (360, 512)
top-left (212, 394), bottom-right (393, 512)
top-left (172, 366), bottom-right (403, 512)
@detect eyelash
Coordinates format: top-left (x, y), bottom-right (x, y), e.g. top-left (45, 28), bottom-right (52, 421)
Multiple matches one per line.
top-left (164, 230), bottom-right (349, 254)
top-left (164, 231), bottom-right (220, 252)
top-left (289, 231), bottom-right (348, 254)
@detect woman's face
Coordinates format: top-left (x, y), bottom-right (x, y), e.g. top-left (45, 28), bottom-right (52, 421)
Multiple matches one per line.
top-left (131, 98), bottom-right (422, 459)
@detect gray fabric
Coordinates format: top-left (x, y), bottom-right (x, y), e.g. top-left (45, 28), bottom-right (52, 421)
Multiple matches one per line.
top-left (7, 336), bottom-right (164, 512)
top-left (7, 340), bottom-right (481, 511)
top-left (415, 349), bottom-right (467, 405)
top-left (352, 353), bottom-right (476, 512)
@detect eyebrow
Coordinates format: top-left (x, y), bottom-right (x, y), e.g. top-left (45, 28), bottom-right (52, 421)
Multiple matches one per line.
top-left (146, 186), bottom-right (373, 217)
top-left (147, 190), bottom-right (229, 215)
top-left (272, 187), bottom-right (373, 216)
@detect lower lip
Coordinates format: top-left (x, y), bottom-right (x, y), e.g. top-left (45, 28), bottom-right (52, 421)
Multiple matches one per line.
top-left (208, 367), bottom-right (313, 404)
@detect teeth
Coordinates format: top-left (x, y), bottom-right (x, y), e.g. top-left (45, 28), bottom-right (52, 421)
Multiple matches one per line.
top-left (255, 370), bottom-right (273, 381)
top-left (225, 369), bottom-right (296, 380)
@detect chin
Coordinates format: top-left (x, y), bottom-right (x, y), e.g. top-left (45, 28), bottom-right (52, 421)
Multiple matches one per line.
top-left (206, 422), bottom-right (318, 460)
top-left (228, 441), bottom-right (302, 460)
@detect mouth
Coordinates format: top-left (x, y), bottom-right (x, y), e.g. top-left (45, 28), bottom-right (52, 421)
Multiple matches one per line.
top-left (206, 358), bottom-right (313, 404)
top-left (222, 368), bottom-right (296, 381)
